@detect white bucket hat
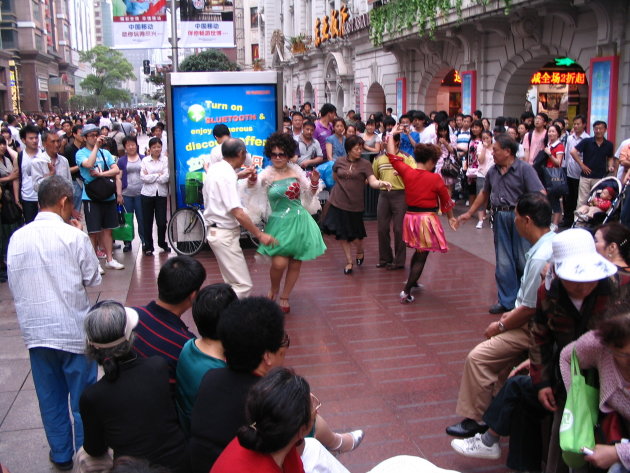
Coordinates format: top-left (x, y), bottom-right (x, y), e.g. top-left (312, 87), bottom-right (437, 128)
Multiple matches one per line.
top-left (552, 229), bottom-right (617, 282)
top-left (88, 307), bottom-right (139, 349)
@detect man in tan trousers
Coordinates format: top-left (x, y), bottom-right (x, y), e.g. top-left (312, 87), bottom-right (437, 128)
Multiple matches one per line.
top-left (446, 192), bottom-right (555, 438)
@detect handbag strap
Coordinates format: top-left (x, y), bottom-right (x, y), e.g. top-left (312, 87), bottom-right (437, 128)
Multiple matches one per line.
top-left (98, 149), bottom-right (110, 172)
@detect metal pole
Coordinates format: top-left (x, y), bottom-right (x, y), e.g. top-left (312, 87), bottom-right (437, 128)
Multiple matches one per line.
top-left (171, 0), bottom-right (178, 71)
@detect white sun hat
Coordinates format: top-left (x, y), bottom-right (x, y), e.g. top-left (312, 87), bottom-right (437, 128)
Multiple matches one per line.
top-left (552, 228), bottom-right (617, 282)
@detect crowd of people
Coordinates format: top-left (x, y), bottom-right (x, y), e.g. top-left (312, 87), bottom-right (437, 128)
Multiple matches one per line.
top-left (3, 100), bottom-right (630, 473)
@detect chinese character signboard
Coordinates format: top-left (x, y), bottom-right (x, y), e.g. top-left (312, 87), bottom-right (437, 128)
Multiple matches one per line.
top-left (314, 6), bottom-right (350, 47)
top-left (461, 71), bottom-right (476, 115)
top-left (166, 71), bottom-right (281, 210)
top-left (179, 0), bottom-right (235, 48)
top-left (112, 0), bottom-right (167, 49)
top-left (588, 56), bottom-right (619, 143)
top-left (530, 71), bottom-right (586, 85)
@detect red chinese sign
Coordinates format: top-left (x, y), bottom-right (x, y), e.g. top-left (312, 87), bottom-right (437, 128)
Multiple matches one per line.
top-left (530, 71), bottom-right (586, 85)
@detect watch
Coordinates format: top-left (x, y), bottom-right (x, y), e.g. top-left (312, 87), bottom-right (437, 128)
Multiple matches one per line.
top-left (498, 321), bottom-right (506, 333)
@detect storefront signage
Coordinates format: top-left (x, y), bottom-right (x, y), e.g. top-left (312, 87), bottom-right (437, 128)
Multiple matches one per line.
top-left (554, 57), bottom-right (577, 67)
top-left (530, 71), bottom-right (586, 85)
top-left (314, 6), bottom-right (350, 47)
top-left (343, 12), bottom-right (370, 36)
top-left (9, 61), bottom-right (20, 113)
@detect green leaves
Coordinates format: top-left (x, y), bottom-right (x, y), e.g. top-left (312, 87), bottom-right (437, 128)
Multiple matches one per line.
top-left (369, 0), bottom-right (510, 46)
top-left (178, 49), bottom-right (240, 72)
top-left (78, 45), bottom-right (135, 107)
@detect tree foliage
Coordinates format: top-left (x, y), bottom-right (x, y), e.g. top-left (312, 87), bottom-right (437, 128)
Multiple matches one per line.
top-left (78, 45), bottom-right (136, 107)
top-left (146, 73), bottom-right (165, 102)
top-left (179, 49), bottom-right (240, 72)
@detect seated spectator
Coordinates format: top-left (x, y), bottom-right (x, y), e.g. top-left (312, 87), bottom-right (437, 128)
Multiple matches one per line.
top-left (132, 256), bottom-right (206, 384)
top-left (210, 367), bottom-right (313, 473)
top-left (176, 283), bottom-right (236, 433)
top-left (189, 297), bottom-right (363, 473)
top-left (78, 300), bottom-right (189, 473)
top-left (560, 303), bottom-right (630, 472)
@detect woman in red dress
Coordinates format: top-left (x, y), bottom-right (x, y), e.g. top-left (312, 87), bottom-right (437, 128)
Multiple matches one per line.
top-left (387, 124), bottom-right (459, 303)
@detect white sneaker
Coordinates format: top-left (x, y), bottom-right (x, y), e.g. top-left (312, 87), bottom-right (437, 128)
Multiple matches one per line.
top-left (475, 220), bottom-right (483, 229)
top-left (399, 291), bottom-right (415, 304)
top-left (451, 433), bottom-right (500, 460)
top-left (105, 259), bottom-right (125, 270)
top-left (98, 265), bottom-right (105, 275)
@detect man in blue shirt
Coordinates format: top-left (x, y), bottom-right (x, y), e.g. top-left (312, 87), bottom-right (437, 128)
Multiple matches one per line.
top-left (75, 124), bottom-right (124, 272)
top-left (398, 114), bottom-right (419, 156)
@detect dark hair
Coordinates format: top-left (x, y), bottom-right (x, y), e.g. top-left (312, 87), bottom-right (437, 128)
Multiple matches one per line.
top-left (222, 138), bottom-right (246, 159)
top-left (212, 124), bottom-right (230, 139)
top-left (437, 122), bottom-right (450, 142)
top-left (62, 120), bottom-right (72, 127)
top-left (495, 116), bottom-right (506, 128)
top-left (84, 300), bottom-right (133, 382)
top-left (218, 297), bottom-right (285, 372)
top-left (344, 134), bottom-right (364, 154)
top-left (573, 114), bottom-right (586, 124)
top-left (19, 123), bottom-right (40, 140)
top-left (463, 114), bottom-right (473, 122)
top-left (122, 136), bottom-right (138, 148)
top-left (546, 124), bottom-right (562, 140)
top-left (434, 111), bottom-right (449, 125)
top-left (6, 114), bottom-right (17, 125)
top-left (237, 367), bottom-right (311, 453)
top-left (593, 120), bottom-right (607, 129)
top-left (596, 302), bottom-right (630, 349)
top-left (192, 283), bottom-right (237, 339)
top-left (412, 112), bottom-right (428, 126)
top-left (521, 111), bottom-right (535, 121)
top-left (0, 136), bottom-right (6, 146)
top-left (148, 137), bottom-right (162, 148)
top-left (72, 124), bottom-right (84, 136)
top-left (481, 130), bottom-right (493, 141)
top-left (366, 119), bottom-right (376, 127)
top-left (264, 132), bottom-right (296, 158)
top-left (283, 116), bottom-right (291, 124)
top-left (291, 111), bottom-right (303, 119)
top-left (101, 126), bottom-right (110, 133)
top-left (494, 134), bottom-right (518, 156)
top-left (38, 174), bottom-right (73, 208)
top-left (413, 143), bottom-right (441, 164)
top-left (470, 120), bottom-right (484, 138)
top-left (320, 103), bottom-right (336, 117)
top-left (516, 192), bottom-right (552, 228)
top-left (302, 120), bottom-right (315, 129)
top-left (383, 116), bottom-right (396, 127)
top-left (157, 256), bottom-right (206, 305)
top-left (473, 110), bottom-right (483, 119)
top-left (536, 112), bottom-right (549, 124)
top-left (595, 222), bottom-right (630, 266)
top-left (552, 119), bottom-right (565, 130)
top-left (332, 117), bottom-right (346, 131)
top-left (386, 107), bottom-right (393, 113)
top-left (399, 114), bottom-right (410, 123)
top-left (302, 101), bottom-right (311, 108)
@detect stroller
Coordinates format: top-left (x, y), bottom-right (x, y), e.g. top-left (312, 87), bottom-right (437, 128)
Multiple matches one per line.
top-left (572, 176), bottom-right (627, 231)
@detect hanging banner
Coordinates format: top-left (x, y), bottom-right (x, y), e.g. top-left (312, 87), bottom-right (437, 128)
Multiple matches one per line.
top-left (112, 0), bottom-right (167, 49)
top-left (395, 78), bottom-right (406, 117)
top-left (588, 56), bottom-right (619, 144)
top-left (461, 70), bottom-right (477, 115)
top-left (179, 1), bottom-right (235, 48)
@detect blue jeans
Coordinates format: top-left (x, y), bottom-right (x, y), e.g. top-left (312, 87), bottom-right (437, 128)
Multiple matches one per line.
top-left (29, 347), bottom-right (97, 463)
top-left (493, 210), bottom-right (530, 309)
top-left (123, 194), bottom-right (146, 246)
top-left (72, 180), bottom-right (83, 212)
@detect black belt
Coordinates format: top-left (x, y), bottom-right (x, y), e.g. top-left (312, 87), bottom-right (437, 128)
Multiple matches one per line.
top-left (492, 205), bottom-right (515, 212)
top-left (407, 206), bottom-right (438, 212)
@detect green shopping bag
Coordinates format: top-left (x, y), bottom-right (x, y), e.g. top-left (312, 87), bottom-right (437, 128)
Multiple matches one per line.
top-left (112, 211), bottom-right (135, 242)
top-left (559, 348), bottom-right (599, 468)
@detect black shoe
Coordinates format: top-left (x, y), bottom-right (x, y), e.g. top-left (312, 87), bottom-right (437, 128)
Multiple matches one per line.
top-left (344, 263), bottom-right (353, 275)
top-left (159, 244), bottom-right (171, 253)
top-left (376, 262), bottom-right (391, 268)
top-left (387, 264), bottom-right (405, 271)
top-left (445, 418), bottom-right (488, 438)
top-left (144, 250), bottom-right (153, 256)
top-left (49, 453), bottom-right (73, 471)
top-left (356, 253), bottom-right (364, 266)
top-left (123, 242), bottom-right (132, 253)
top-left (489, 303), bottom-right (509, 314)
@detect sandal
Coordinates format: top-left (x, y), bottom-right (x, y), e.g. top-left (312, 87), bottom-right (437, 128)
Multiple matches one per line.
top-left (344, 263), bottom-right (353, 275)
top-left (331, 430), bottom-right (365, 454)
top-left (355, 252), bottom-right (365, 266)
top-left (279, 298), bottom-right (290, 314)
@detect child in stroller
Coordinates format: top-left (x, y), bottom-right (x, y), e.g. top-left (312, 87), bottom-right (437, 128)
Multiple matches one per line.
top-left (572, 176), bottom-right (625, 229)
top-left (575, 186), bottom-right (616, 221)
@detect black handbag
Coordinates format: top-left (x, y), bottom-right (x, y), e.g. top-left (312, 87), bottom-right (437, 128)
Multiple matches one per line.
top-left (544, 166), bottom-right (569, 196)
top-left (85, 150), bottom-right (116, 201)
top-left (0, 185), bottom-right (23, 224)
top-left (441, 155), bottom-right (461, 179)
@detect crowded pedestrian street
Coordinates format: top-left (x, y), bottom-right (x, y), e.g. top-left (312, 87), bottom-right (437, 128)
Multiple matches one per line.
top-left (0, 207), bottom-right (505, 473)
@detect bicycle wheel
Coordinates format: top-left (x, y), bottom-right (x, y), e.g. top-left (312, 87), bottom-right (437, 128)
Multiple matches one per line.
top-left (167, 208), bottom-right (206, 256)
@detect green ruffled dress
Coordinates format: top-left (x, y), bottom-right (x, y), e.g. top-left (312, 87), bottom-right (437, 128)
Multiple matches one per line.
top-left (257, 178), bottom-right (326, 260)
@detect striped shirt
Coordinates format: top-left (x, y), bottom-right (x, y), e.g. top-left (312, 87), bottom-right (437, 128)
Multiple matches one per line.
top-left (132, 301), bottom-right (195, 383)
top-left (7, 212), bottom-right (102, 354)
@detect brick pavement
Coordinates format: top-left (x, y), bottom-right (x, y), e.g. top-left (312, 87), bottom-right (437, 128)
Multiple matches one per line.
top-left (0, 213), bottom-right (513, 473)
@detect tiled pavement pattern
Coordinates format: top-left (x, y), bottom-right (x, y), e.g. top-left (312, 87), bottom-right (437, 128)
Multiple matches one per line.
top-left (1, 213), bottom-right (514, 473)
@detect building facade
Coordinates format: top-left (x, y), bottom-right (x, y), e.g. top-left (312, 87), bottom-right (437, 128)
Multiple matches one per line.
top-left (267, 0), bottom-right (630, 144)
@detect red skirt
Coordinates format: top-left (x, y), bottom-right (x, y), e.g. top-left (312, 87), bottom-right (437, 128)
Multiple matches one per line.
top-left (402, 212), bottom-right (448, 253)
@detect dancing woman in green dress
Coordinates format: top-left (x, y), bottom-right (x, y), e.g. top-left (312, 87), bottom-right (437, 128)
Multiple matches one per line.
top-left (245, 132), bottom-right (326, 313)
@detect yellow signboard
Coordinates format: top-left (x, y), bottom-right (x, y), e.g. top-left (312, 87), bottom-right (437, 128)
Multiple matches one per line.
top-left (314, 5), bottom-right (349, 47)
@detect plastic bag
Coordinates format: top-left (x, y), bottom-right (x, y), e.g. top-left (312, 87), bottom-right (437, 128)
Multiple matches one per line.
top-left (316, 161), bottom-right (335, 190)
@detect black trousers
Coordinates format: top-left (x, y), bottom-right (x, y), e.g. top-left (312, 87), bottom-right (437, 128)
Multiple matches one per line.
top-left (483, 375), bottom-right (550, 471)
top-left (21, 199), bottom-right (39, 224)
top-left (141, 195), bottom-right (167, 251)
top-left (562, 176), bottom-right (580, 224)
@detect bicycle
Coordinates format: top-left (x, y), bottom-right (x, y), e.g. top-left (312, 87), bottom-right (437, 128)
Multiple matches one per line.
top-left (167, 203), bottom-right (206, 256)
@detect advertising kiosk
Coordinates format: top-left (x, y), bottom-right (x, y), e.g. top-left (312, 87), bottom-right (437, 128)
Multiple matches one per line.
top-left (165, 71), bottom-right (282, 254)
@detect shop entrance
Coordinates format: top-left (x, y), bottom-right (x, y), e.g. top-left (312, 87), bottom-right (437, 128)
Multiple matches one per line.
top-left (525, 61), bottom-right (588, 122)
top-left (436, 69), bottom-right (461, 117)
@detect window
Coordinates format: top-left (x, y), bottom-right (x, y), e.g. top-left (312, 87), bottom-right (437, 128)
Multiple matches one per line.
top-left (250, 7), bottom-right (258, 29)
top-left (1, 29), bottom-right (16, 49)
top-left (1, 0), bottom-right (12, 13)
top-left (33, 1), bottom-right (42, 22)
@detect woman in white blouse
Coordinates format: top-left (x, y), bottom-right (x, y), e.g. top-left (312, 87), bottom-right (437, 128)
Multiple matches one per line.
top-left (141, 137), bottom-right (170, 256)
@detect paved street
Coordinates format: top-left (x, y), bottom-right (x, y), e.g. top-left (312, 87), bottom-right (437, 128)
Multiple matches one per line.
top-left (0, 202), bottom-right (511, 473)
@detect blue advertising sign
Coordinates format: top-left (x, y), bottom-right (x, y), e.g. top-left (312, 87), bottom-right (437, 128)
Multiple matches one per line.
top-left (169, 80), bottom-right (279, 209)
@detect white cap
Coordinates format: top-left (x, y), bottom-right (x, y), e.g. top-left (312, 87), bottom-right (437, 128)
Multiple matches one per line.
top-left (552, 229), bottom-right (617, 282)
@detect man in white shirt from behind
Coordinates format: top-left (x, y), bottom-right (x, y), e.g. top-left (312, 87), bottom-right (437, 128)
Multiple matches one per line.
top-left (7, 175), bottom-right (101, 471)
top-left (203, 138), bottom-right (277, 297)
